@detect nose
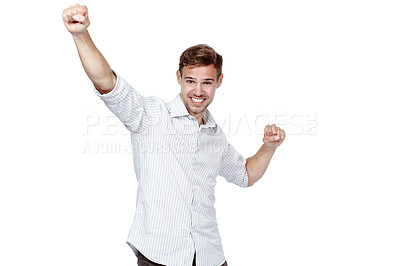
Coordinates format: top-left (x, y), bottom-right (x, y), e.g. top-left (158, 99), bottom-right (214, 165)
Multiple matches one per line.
top-left (194, 83), bottom-right (203, 96)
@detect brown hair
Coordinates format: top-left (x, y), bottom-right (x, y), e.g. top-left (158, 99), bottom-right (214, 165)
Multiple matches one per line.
top-left (179, 44), bottom-right (223, 78)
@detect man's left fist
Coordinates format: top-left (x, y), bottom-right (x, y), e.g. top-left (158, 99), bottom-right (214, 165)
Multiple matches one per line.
top-left (263, 124), bottom-right (285, 150)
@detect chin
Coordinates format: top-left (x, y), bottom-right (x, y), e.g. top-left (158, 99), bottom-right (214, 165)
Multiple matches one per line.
top-left (189, 107), bottom-right (206, 114)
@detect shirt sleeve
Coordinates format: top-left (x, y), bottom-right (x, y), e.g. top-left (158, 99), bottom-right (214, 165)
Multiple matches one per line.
top-left (93, 71), bottom-right (160, 133)
top-left (218, 142), bottom-right (249, 188)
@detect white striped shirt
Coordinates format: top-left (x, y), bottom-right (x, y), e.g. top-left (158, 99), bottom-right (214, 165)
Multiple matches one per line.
top-left (95, 71), bottom-right (248, 266)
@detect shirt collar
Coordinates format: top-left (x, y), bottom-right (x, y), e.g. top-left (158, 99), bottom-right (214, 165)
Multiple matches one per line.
top-left (168, 94), bottom-right (217, 129)
top-left (169, 94), bottom-right (189, 118)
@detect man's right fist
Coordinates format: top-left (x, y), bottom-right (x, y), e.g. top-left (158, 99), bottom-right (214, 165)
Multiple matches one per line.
top-left (62, 4), bottom-right (90, 35)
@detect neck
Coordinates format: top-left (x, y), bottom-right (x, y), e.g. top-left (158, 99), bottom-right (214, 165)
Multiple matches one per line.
top-left (187, 109), bottom-right (204, 126)
top-left (192, 113), bottom-right (204, 126)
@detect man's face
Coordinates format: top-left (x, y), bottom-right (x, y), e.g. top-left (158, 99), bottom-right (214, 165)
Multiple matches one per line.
top-left (177, 64), bottom-right (223, 119)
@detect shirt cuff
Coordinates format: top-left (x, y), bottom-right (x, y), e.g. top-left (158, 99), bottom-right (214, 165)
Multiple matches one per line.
top-left (93, 70), bottom-right (130, 105)
top-left (241, 164), bottom-right (249, 188)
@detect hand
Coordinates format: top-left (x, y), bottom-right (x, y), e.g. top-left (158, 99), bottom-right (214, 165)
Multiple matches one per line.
top-left (62, 4), bottom-right (90, 35)
top-left (263, 124), bottom-right (285, 150)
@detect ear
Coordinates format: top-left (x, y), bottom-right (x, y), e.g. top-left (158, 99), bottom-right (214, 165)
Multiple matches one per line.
top-left (216, 73), bottom-right (223, 88)
top-left (176, 70), bottom-right (182, 85)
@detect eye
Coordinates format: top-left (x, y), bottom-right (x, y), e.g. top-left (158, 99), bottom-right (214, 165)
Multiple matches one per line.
top-left (187, 80), bottom-right (195, 84)
top-left (204, 82), bottom-right (212, 85)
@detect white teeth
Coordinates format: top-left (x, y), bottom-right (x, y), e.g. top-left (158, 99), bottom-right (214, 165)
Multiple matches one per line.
top-left (191, 97), bottom-right (205, 103)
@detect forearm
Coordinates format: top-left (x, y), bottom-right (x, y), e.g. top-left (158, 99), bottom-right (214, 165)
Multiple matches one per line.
top-left (72, 30), bottom-right (116, 94)
top-left (246, 144), bottom-right (276, 187)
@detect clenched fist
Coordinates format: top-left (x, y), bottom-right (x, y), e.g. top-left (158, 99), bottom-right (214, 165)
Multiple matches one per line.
top-left (263, 124), bottom-right (285, 150)
top-left (62, 4), bottom-right (90, 35)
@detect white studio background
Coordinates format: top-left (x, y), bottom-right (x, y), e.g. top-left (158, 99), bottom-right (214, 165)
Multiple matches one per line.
top-left (0, 0), bottom-right (399, 265)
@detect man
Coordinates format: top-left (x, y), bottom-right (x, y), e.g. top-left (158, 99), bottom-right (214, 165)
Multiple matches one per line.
top-left (62, 4), bottom-right (285, 266)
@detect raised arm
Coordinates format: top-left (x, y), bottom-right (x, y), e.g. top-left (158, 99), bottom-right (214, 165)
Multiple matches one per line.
top-left (62, 4), bottom-right (116, 94)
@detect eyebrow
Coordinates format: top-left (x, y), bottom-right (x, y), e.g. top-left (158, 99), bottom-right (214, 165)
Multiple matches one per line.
top-left (184, 76), bottom-right (215, 81)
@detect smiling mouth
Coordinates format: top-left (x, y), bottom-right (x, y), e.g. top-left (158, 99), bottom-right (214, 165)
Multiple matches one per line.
top-left (190, 97), bottom-right (206, 104)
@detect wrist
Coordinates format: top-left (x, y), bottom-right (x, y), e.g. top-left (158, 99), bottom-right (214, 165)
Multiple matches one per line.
top-left (261, 143), bottom-right (277, 153)
top-left (71, 30), bottom-right (90, 40)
